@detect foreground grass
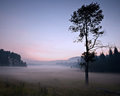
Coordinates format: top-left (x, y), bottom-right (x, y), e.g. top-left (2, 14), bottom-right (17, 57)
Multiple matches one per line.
top-left (0, 79), bottom-right (120, 96)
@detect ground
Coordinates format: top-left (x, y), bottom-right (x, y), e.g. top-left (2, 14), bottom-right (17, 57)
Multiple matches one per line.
top-left (0, 65), bottom-right (120, 96)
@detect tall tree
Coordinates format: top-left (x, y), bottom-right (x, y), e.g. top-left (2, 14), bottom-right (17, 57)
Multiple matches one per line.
top-left (69, 3), bottom-right (104, 85)
top-left (109, 48), bottom-right (113, 57)
top-left (114, 47), bottom-right (119, 56)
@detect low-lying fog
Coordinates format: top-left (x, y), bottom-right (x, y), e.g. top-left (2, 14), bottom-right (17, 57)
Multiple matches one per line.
top-left (0, 64), bottom-right (120, 87)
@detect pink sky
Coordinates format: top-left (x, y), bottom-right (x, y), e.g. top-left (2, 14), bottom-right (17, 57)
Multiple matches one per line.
top-left (0, 0), bottom-right (120, 61)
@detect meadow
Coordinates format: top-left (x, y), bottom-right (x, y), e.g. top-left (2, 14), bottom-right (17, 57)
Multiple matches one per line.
top-left (0, 65), bottom-right (120, 96)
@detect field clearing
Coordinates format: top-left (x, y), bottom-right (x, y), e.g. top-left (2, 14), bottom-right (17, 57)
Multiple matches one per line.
top-left (0, 65), bottom-right (120, 96)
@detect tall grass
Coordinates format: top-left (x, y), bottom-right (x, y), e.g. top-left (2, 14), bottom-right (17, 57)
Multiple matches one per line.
top-left (0, 79), bottom-right (119, 96)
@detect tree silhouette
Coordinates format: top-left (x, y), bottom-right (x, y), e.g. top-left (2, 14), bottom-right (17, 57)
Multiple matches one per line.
top-left (0, 49), bottom-right (26, 66)
top-left (114, 47), bottom-right (119, 56)
top-left (109, 48), bottom-right (113, 57)
top-left (69, 3), bottom-right (104, 85)
top-left (88, 47), bottom-right (120, 73)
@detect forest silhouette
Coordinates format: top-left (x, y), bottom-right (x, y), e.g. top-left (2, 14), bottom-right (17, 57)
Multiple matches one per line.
top-left (0, 49), bottom-right (26, 66)
top-left (88, 47), bottom-right (120, 73)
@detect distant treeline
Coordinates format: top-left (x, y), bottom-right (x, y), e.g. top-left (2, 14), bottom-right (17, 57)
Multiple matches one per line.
top-left (89, 47), bottom-right (120, 73)
top-left (0, 49), bottom-right (27, 66)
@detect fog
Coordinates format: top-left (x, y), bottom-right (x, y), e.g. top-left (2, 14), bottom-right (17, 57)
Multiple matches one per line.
top-left (0, 64), bottom-right (120, 87)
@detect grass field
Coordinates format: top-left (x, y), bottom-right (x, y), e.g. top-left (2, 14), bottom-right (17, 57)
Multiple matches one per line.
top-left (0, 65), bottom-right (120, 96)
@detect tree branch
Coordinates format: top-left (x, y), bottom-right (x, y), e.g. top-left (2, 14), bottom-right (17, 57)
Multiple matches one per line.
top-left (89, 34), bottom-right (99, 50)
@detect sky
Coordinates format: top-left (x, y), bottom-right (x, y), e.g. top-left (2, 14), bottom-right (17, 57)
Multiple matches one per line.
top-left (0, 0), bottom-right (120, 61)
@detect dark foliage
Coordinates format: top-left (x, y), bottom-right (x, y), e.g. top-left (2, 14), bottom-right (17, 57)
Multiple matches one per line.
top-left (0, 49), bottom-right (27, 66)
top-left (89, 47), bottom-right (120, 73)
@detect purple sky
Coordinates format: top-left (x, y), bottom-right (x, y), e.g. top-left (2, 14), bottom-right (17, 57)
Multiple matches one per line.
top-left (0, 0), bottom-right (120, 61)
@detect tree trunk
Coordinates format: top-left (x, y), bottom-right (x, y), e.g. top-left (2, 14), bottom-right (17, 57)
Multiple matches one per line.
top-left (85, 22), bottom-right (89, 85)
top-left (85, 62), bottom-right (89, 85)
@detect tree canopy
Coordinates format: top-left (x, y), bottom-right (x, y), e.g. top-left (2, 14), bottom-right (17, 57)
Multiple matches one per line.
top-left (69, 3), bottom-right (104, 52)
